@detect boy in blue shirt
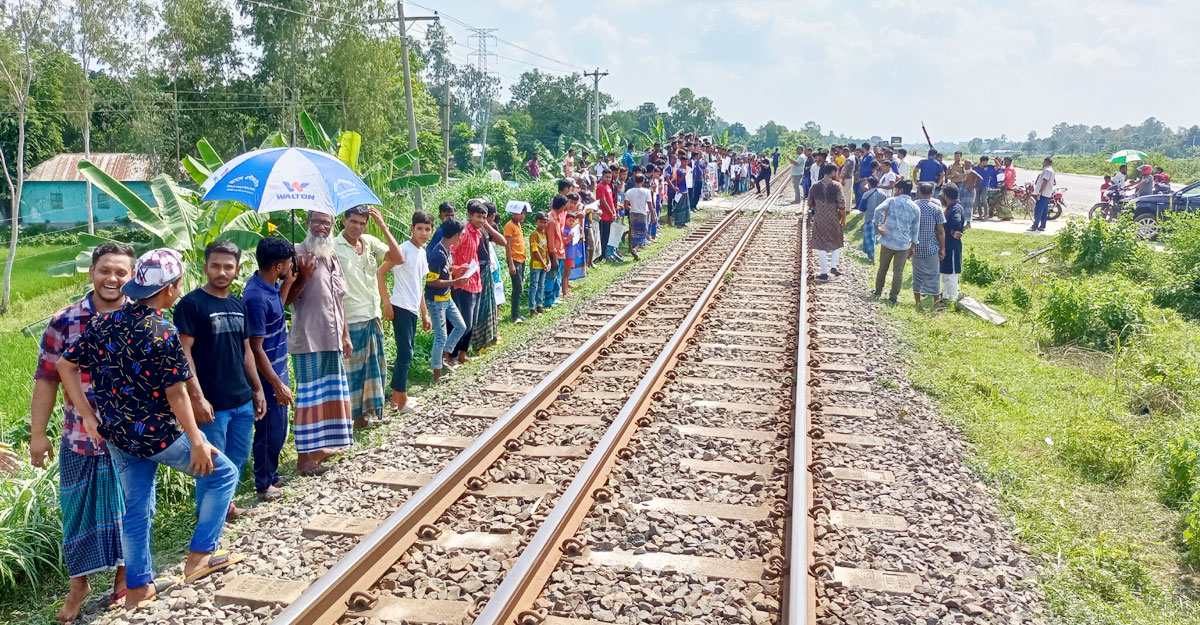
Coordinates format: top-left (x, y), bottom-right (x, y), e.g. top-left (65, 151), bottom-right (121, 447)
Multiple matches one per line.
top-left (243, 237), bottom-right (296, 500)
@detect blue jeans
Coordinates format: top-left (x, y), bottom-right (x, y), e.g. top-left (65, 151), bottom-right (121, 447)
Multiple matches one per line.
top-left (196, 399), bottom-right (254, 511)
top-left (853, 180), bottom-right (863, 207)
top-left (528, 268), bottom-right (546, 310)
top-left (801, 177), bottom-right (812, 199)
top-left (428, 298), bottom-right (466, 370)
top-left (862, 220), bottom-right (877, 261)
top-left (1033, 196), bottom-right (1050, 229)
top-left (109, 435), bottom-right (238, 588)
top-left (544, 260), bottom-right (563, 307)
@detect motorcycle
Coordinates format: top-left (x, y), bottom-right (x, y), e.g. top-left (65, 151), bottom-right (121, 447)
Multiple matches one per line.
top-left (1009, 181), bottom-right (1064, 220)
top-left (1089, 183), bottom-right (1128, 221)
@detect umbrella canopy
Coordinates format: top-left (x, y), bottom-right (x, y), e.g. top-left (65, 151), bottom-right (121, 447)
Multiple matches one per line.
top-left (201, 147), bottom-right (381, 215)
top-left (1109, 149), bottom-right (1149, 163)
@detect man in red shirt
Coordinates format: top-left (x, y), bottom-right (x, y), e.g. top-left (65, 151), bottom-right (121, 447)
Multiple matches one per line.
top-left (448, 200), bottom-right (506, 363)
top-left (596, 170), bottom-right (619, 262)
top-left (542, 194), bottom-right (567, 307)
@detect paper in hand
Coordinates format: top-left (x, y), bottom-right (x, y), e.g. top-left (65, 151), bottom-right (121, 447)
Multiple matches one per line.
top-left (461, 259), bottom-right (480, 279)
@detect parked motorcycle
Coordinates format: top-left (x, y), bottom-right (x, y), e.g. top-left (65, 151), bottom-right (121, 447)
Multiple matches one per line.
top-left (1089, 183), bottom-right (1128, 221)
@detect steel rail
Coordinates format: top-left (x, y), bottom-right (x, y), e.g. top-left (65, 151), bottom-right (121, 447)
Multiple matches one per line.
top-left (271, 170), bottom-right (783, 625)
top-left (473, 168), bottom-right (793, 625)
top-left (785, 204), bottom-right (814, 624)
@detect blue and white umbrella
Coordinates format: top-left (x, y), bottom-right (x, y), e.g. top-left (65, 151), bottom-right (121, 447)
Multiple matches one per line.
top-left (201, 147), bottom-right (381, 215)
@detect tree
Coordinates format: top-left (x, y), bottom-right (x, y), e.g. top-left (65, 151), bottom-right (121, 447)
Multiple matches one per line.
top-left (726, 122), bottom-right (749, 143)
top-left (749, 120), bottom-right (788, 151)
top-left (453, 64), bottom-right (499, 164)
top-left (153, 0), bottom-right (238, 162)
top-left (449, 122), bottom-right (474, 172)
top-left (485, 119), bottom-right (518, 174)
top-left (966, 137), bottom-right (983, 153)
top-left (0, 0), bottom-right (59, 314)
top-left (666, 88), bottom-right (715, 135)
top-left (64, 0), bottom-right (148, 233)
top-left (634, 101), bottom-right (660, 133)
top-left (506, 70), bottom-right (605, 149)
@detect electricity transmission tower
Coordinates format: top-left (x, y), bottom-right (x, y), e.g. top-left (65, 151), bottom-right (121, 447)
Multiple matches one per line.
top-left (468, 28), bottom-right (497, 168)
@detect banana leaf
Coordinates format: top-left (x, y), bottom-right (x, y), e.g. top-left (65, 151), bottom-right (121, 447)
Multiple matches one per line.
top-left (337, 131), bottom-right (362, 172)
top-left (182, 155), bottom-right (212, 185)
top-left (261, 132), bottom-right (289, 149)
top-left (215, 229), bottom-right (264, 250)
top-left (299, 112), bottom-right (330, 152)
top-left (390, 149), bottom-right (420, 172)
top-left (225, 209), bottom-right (267, 233)
top-left (196, 138), bottom-right (224, 171)
top-left (149, 175), bottom-right (196, 251)
top-left (77, 160), bottom-right (171, 244)
top-left (46, 249), bottom-right (92, 277)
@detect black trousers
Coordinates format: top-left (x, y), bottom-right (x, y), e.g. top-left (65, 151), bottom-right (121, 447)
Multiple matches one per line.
top-left (510, 262), bottom-right (525, 321)
top-left (450, 289), bottom-right (477, 355)
top-left (756, 173), bottom-right (771, 195)
top-left (389, 305), bottom-right (416, 392)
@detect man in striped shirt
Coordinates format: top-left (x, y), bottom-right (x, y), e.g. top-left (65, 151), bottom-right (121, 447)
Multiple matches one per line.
top-left (243, 237), bottom-right (297, 500)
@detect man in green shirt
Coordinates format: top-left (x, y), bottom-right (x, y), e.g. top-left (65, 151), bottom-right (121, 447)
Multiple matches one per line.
top-left (334, 205), bottom-right (404, 428)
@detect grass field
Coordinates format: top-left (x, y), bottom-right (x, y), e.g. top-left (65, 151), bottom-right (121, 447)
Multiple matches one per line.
top-left (0, 211), bottom-right (711, 624)
top-left (844, 216), bottom-right (1200, 624)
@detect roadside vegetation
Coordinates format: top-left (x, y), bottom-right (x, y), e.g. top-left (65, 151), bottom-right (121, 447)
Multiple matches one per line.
top-left (1011, 153), bottom-right (1200, 183)
top-left (847, 212), bottom-right (1200, 624)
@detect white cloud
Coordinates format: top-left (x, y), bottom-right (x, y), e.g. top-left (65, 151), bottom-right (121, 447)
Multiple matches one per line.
top-left (439, 0), bottom-right (1200, 141)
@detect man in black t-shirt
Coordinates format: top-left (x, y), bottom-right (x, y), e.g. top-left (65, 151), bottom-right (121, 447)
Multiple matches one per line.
top-left (175, 240), bottom-right (266, 521)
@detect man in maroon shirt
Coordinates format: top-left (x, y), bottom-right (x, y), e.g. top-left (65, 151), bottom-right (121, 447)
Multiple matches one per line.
top-left (596, 169), bottom-right (619, 262)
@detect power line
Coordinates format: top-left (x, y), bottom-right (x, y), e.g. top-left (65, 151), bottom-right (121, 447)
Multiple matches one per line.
top-left (407, 1), bottom-right (588, 72)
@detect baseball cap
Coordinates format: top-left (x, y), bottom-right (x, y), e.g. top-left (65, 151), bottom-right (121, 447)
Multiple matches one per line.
top-left (505, 200), bottom-right (531, 214)
top-left (121, 248), bottom-right (184, 299)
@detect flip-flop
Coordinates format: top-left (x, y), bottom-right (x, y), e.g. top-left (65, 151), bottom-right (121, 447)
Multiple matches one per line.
top-left (106, 576), bottom-right (182, 610)
top-left (298, 465), bottom-right (330, 477)
top-left (182, 550), bottom-right (245, 584)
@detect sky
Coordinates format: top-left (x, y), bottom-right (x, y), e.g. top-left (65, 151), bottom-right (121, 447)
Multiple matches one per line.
top-left (405, 0), bottom-right (1200, 143)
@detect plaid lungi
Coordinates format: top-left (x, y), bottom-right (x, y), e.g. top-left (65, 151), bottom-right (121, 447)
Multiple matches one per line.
top-left (60, 447), bottom-right (124, 577)
top-left (630, 212), bottom-right (648, 247)
top-left (293, 351), bottom-right (353, 453)
top-left (346, 319), bottom-right (386, 420)
top-left (470, 279), bottom-right (498, 351)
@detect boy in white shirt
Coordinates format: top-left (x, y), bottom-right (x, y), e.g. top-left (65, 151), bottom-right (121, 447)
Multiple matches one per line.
top-left (377, 210), bottom-right (434, 413)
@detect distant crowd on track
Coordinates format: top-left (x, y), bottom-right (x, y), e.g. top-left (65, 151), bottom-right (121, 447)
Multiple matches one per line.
top-left (787, 142), bottom-right (1056, 310)
top-left (7, 132), bottom-right (780, 621)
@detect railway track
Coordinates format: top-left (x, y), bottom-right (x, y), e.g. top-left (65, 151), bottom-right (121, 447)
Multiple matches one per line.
top-left (203, 169), bottom-right (796, 625)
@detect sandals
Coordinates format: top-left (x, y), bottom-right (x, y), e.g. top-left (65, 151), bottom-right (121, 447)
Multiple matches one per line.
top-left (297, 464), bottom-right (330, 477)
top-left (107, 576), bottom-right (182, 610)
top-left (183, 550), bottom-right (245, 584)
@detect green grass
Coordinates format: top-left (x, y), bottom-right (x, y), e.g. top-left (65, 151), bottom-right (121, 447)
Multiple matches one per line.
top-left (856, 224), bottom-right (1200, 624)
top-left (0, 211), bottom-right (711, 625)
top-left (1010, 152), bottom-right (1200, 183)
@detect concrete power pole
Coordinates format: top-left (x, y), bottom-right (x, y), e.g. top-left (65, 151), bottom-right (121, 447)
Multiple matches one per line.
top-left (583, 68), bottom-right (608, 141)
top-left (373, 1), bottom-right (437, 210)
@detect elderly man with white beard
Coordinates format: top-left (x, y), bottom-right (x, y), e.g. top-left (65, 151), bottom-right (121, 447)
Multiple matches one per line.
top-left (287, 210), bottom-right (353, 476)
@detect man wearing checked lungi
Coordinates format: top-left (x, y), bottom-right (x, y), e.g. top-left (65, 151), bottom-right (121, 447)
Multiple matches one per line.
top-left (30, 242), bottom-right (134, 623)
top-left (333, 205), bottom-right (404, 429)
top-left (289, 210), bottom-right (354, 476)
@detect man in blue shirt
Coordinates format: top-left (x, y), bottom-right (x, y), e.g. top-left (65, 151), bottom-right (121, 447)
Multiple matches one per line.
top-left (243, 237), bottom-right (296, 501)
top-left (915, 149), bottom-right (945, 186)
top-left (871, 180), bottom-right (921, 304)
top-left (972, 156), bottom-right (997, 219)
top-left (858, 145), bottom-right (875, 206)
top-left (621, 144), bottom-right (636, 170)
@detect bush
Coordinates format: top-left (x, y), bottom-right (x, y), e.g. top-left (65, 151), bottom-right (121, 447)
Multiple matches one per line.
top-left (1053, 216), bottom-right (1144, 275)
top-left (962, 250), bottom-right (1000, 286)
top-left (1010, 283), bottom-right (1033, 311)
top-left (1154, 212), bottom-right (1200, 318)
top-left (1038, 278), bottom-right (1149, 350)
top-left (1165, 430), bottom-right (1200, 563)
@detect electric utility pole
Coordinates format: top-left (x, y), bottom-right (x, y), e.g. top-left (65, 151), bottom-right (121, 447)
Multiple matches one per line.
top-left (584, 68), bottom-right (608, 141)
top-left (469, 28), bottom-right (497, 169)
top-left (372, 1), bottom-right (437, 210)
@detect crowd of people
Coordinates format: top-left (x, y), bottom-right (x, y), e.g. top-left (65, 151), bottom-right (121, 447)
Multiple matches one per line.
top-left (794, 143), bottom-right (980, 311)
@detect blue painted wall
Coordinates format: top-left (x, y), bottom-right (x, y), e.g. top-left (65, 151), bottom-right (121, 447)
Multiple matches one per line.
top-left (20, 181), bottom-right (157, 225)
